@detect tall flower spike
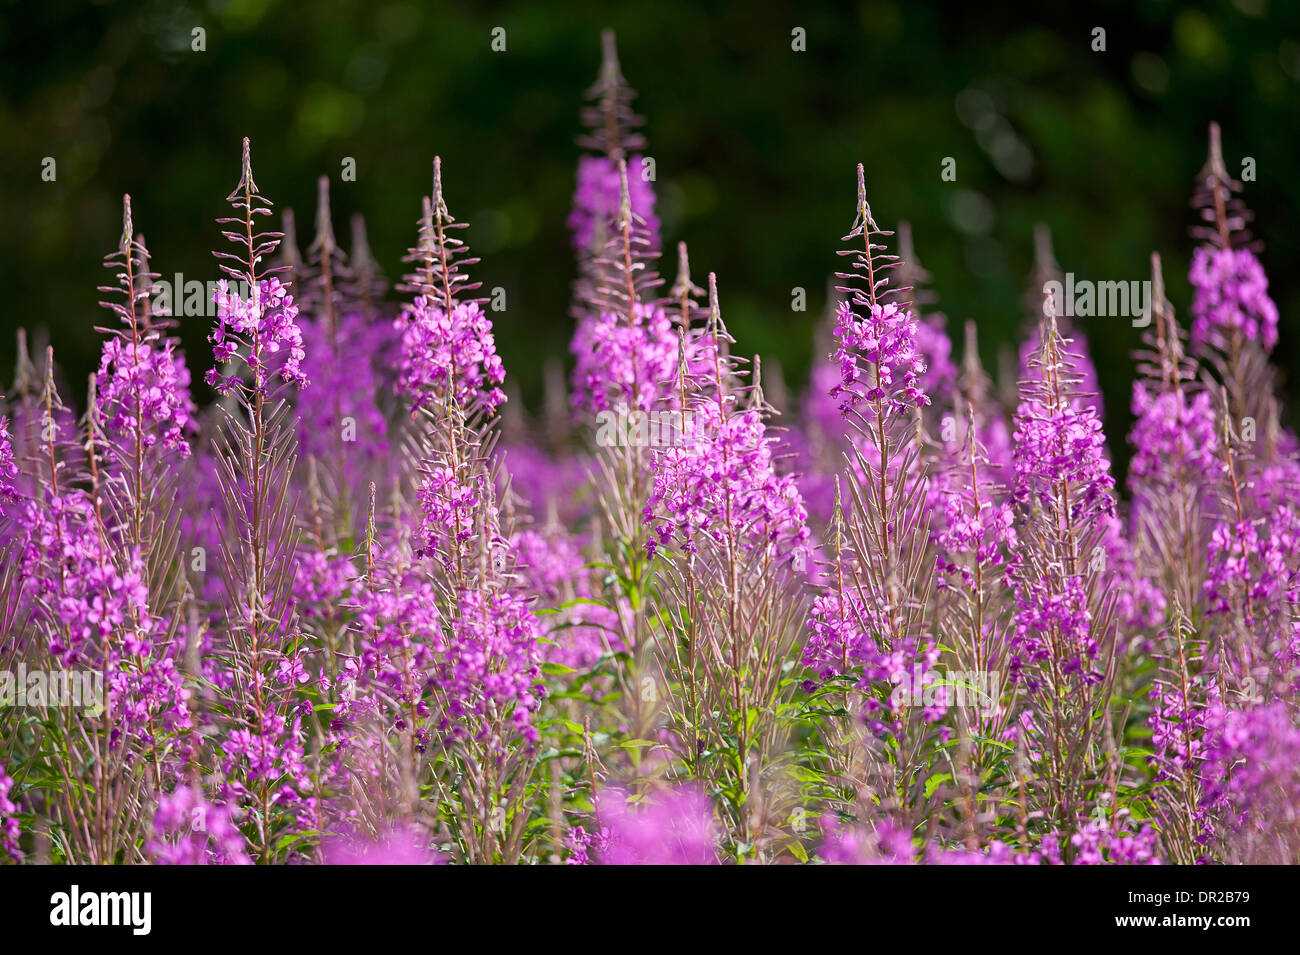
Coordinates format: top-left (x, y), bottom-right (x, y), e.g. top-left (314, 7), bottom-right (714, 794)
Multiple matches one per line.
top-left (1005, 295), bottom-right (1122, 848)
top-left (837, 163), bottom-right (900, 310)
top-left (569, 31), bottom-right (658, 258)
top-left (593, 159), bottom-right (661, 313)
top-left (569, 159), bottom-right (676, 414)
top-left (214, 138), bottom-right (283, 286)
top-left (1019, 223), bottom-right (1104, 422)
top-left (395, 159), bottom-right (504, 415)
top-left (94, 195), bottom-right (193, 466)
top-left (1126, 252), bottom-right (1219, 623)
top-left (0, 398), bottom-right (17, 503)
top-left (1130, 255), bottom-right (1217, 479)
top-left (206, 138), bottom-right (306, 396)
top-left (202, 142), bottom-right (312, 862)
top-left (399, 159), bottom-right (484, 309)
top-left (1187, 126), bottom-right (1276, 350)
top-left (1186, 123), bottom-right (1285, 449)
top-left (646, 272), bottom-right (809, 568)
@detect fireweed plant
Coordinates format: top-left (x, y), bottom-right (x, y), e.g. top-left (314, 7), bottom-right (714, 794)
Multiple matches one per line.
top-left (1, 30), bottom-right (1297, 863)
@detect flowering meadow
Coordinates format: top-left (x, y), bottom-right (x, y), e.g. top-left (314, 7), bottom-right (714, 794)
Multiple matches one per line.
top-left (1, 32), bottom-right (1297, 867)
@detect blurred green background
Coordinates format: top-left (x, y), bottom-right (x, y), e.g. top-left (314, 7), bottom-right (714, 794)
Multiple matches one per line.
top-left (2, 0), bottom-right (1298, 468)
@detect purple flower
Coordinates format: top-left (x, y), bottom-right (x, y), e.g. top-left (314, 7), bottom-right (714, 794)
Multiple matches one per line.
top-left (595, 786), bottom-right (719, 865)
top-left (0, 761), bottom-right (22, 862)
top-left (417, 466), bottom-right (487, 566)
top-left (1007, 319), bottom-right (1116, 688)
top-left (439, 587), bottom-right (544, 748)
top-left (831, 299), bottom-right (929, 416)
top-left (1189, 246), bottom-right (1279, 351)
top-left (20, 490), bottom-right (154, 668)
top-left (818, 819), bottom-right (914, 865)
top-left (147, 785), bottom-right (251, 865)
top-left (803, 579), bottom-right (945, 729)
top-left (0, 411), bottom-right (17, 503)
top-left (1009, 572), bottom-right (1097, 687)
top-left (292, 550), bottom-right (360, 623)
top-left (396, 297), bottom-right (505, 414)
top-left (512, 526), bottom-right (623, 669)
top-left (803, 585), bottom-right (884, 682)
top-left (803, 361), bottom-right (849, 443)
top-left (570, 302), bottom-right (687, 415)
top-left (1128, 384), bottom-right (1220, 494)
top-left (932, 427), bottom-right (1017, 591)
top-left (297, 310), bottom-right (393, 464)
top-left (1011, 396), bottom-right (1115, 519)
top-left (205, 278), bottom-right (307, 396)
top-left (500, 442), bottom-right (589, 526)
top-left (1202, 702), bottom-right (1300, 863)
top-left (323, 825), bottom-right (445, 865)
top-left (95, 335), bottom-right (195, 460)
top-left (915, 313), bottom-right (958, 404)
top-left (350, 561), bottom-right (442, 717)
top-left (564, 824), bottom-right (612, 865)
top-left (1204, 513), bottom-right (1297, 621)
top-left (646, 397), bottom-right (811, 570)
top-left (1067, 818), bottom-right (1161, 865)
top-left (568, 154), bottom-right (659, 254)
top-left (1148, 675), bottom-right (1221, 851)
top-left (221, 714), bottom-right (310, 790)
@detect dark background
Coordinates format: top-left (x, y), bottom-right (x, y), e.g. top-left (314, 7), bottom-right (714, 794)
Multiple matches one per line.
top-left (2, 0), bottom-right (1298, 470)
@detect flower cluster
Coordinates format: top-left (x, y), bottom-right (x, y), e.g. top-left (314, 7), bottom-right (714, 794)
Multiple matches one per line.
top-left (646, 396), bottom-right (810, 569)
top-left (831, 299), bottom-right (929, 415)
top-left (0, 411), bottom-right (16, 503)
top-left (147, 785), bottom-right (251, 865)
top-left (396, 298), bottom-right (505, 413)
top-left (1204, 515), bottom-right (1297, 620)
top-left (1128, 383), bottom-right (1220, 492)
top-left (1189, 246), bottom-right (1279, 351)
top-left (323, 826), bottom-right (444, 865)
top-left (3, 67), bottom-right (1298, 871)
top-left (439, 587), bottom-right (544, 747)
top-left (0, 762), bottom-right (21, 863)
top-left (416, 466), bottom-right (487, 564)
top-left (206, 278), bottom-right (307, 395)
top-left (94, 335), bottom-right (195, 459)
top-left (1202, 702), bottom-right (1300, 862)
top-left (569, 301), bottom-right (681, 414)
top-left (20, 490), bottom-right (152, 668)
top-left (1011, 392), bottom-right (1115, 520)
top-left (593, 786), bottom-right (719, 865)
top-left (568, 154), bottom-right (659, 254)
top-left (513, 526), bottom-right (622, 669)
top-left (297, 310), bottom-right (392, 464)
